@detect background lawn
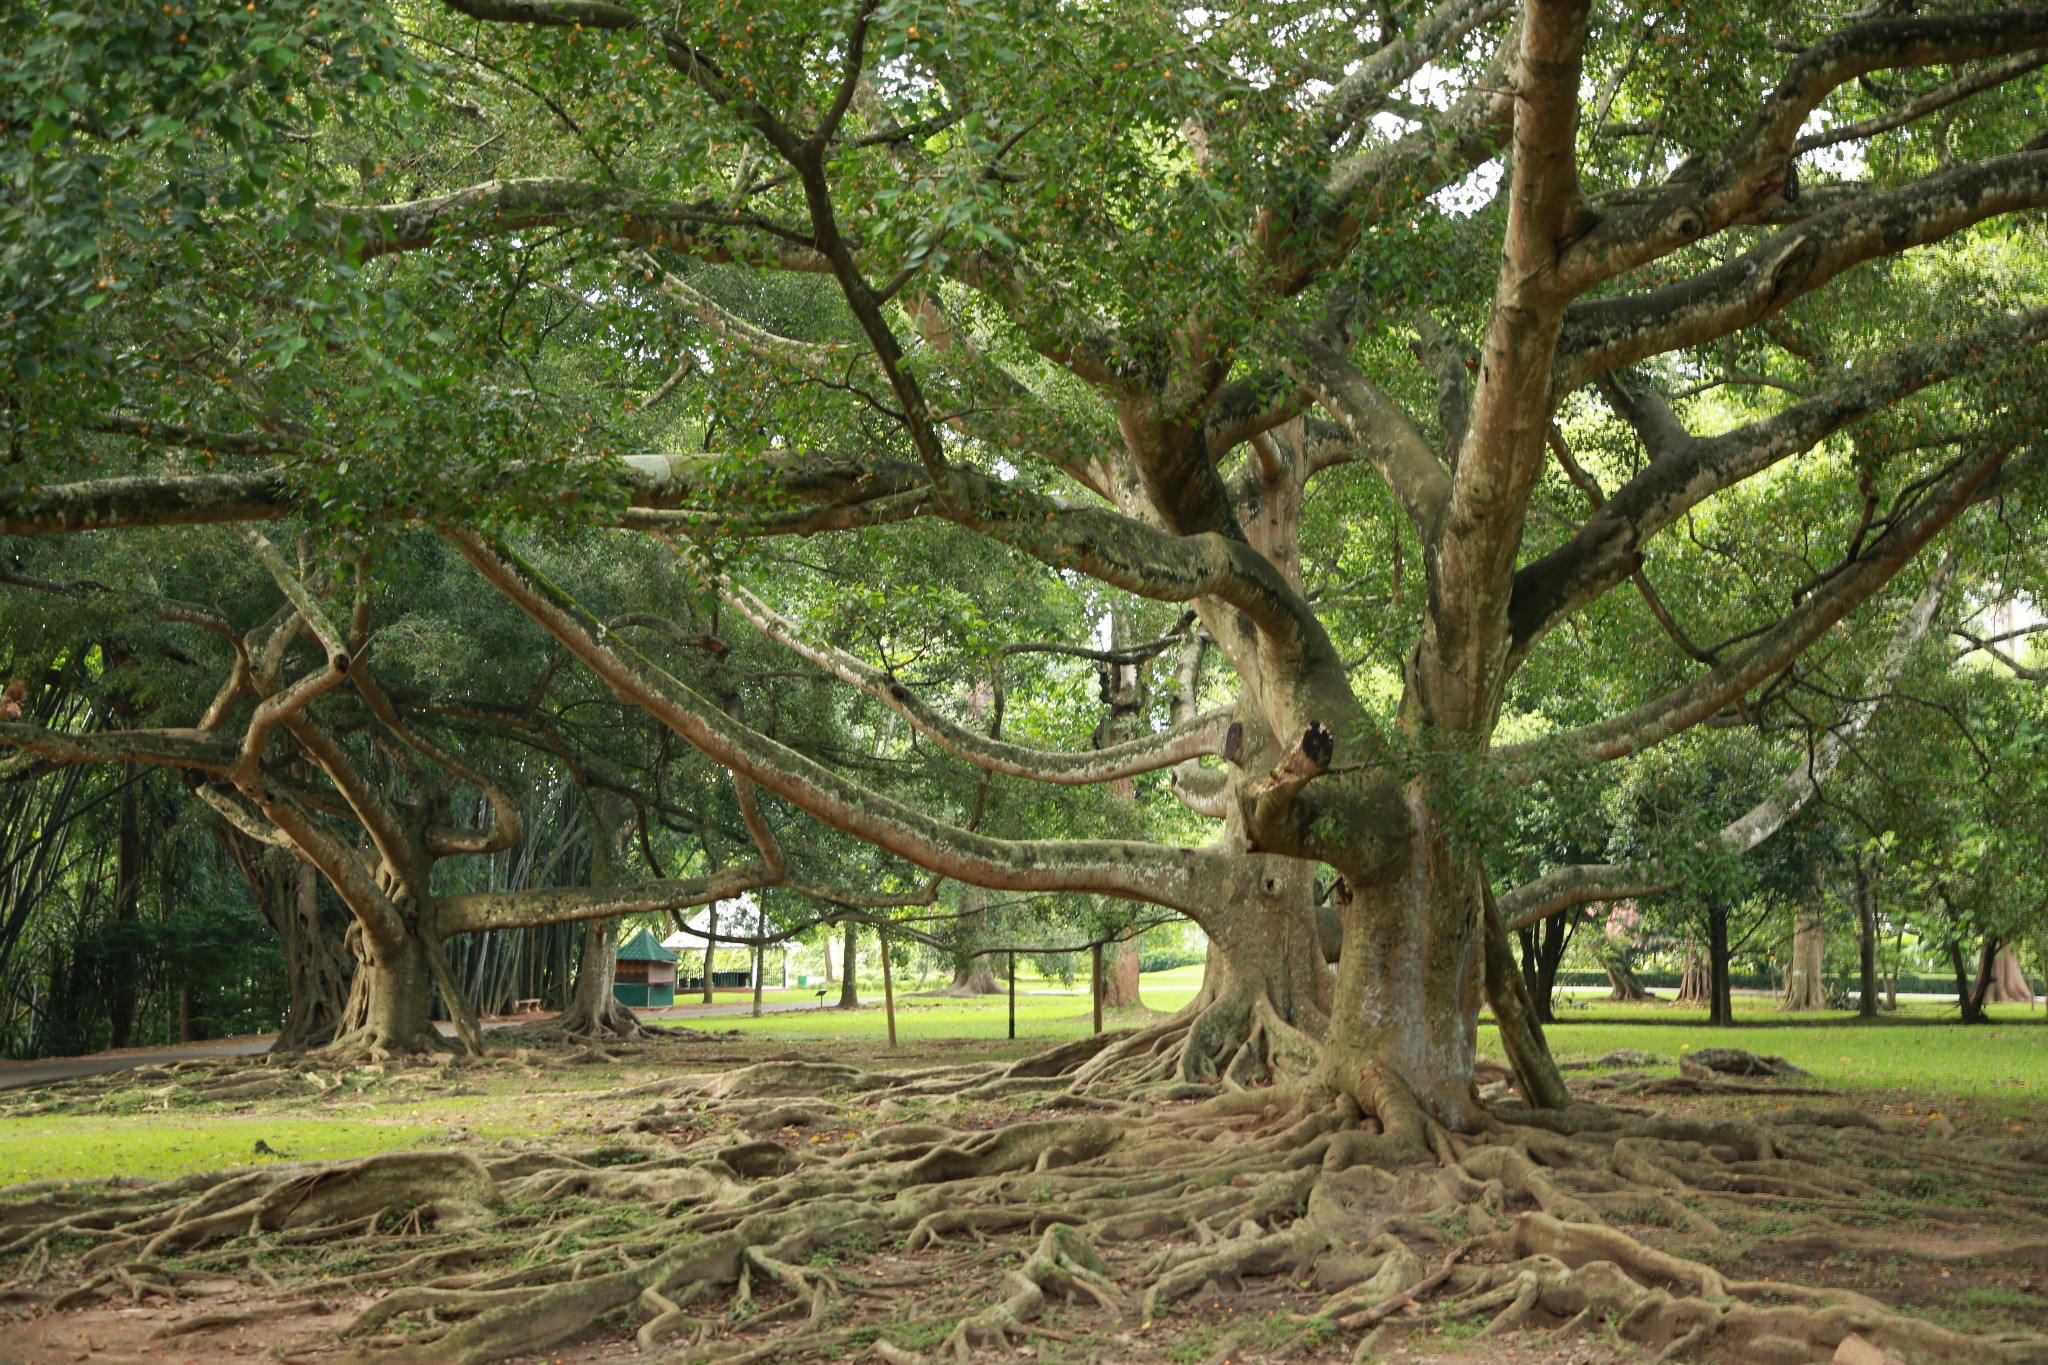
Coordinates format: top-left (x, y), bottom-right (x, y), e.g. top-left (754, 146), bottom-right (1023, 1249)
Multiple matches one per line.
top-left (655, 966), bottom-right (1203, 1045)
top-left (5, 968), bottom-right (2042, 1184)
top-left (0, 1115), bottom-right (450, 1186)
top-left (676, 968), bottom-right (2048, 1117)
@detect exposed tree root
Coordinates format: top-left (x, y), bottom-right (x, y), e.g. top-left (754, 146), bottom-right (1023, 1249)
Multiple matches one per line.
top-left (1020, 986), bottom-right (1324, 1098)
top-left (5, 1050), bottom-right (2047, 1365)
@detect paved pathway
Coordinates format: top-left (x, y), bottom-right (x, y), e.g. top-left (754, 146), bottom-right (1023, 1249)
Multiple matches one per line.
top-left (0, 1038), bottom-right (277, 1091)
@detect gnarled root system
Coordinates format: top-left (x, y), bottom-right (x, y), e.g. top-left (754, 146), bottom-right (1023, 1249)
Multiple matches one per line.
top-left (4, 1053), bottom-right (2046, 1364)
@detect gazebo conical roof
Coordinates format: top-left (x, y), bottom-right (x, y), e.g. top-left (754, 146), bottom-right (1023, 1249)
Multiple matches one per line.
top-left (616, 926), bottom-right (679, 963)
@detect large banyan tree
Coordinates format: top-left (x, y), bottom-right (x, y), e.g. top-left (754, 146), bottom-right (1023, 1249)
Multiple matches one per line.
top-left (10, 0), bottom-right (2048, 1110)
top-left (13, 3), bottom-right (2048, 1360)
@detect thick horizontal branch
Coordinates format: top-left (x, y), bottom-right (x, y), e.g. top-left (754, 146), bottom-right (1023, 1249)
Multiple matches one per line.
top-left (335, 176), bottom-right (831, 272)
top-left (1169, 761), bottom-right (1232, 820)
top-left (0, 723), bottom-right (236, 773)
top-left (1511, 305), bottom-right (2048, 659)
top-left (92, 415), bottom-right (306, 457)
top-left (438, 860), bottom-right (772, 936)
top-left (0, 450), bottom-right (924, 537)
top-left (446, 528), bottom-right (1231, 914)
top-left (1501, 559), bottom-right (1951, 929)
top-left (1498, 862), bottom-right (1669, 931)
top-left (1497, 441), bottom-right (2007, 771)
top-left (722, 583), bottom-right (1235, 784)
top-left (0, 452), bottom-right (1335, 684)
top-left (1559, 149), bottom-right (2048, 386)
top-left (925, 468), bottom-right (1335, 670)
top-left (1562, 8), bottom-right (2048, 291)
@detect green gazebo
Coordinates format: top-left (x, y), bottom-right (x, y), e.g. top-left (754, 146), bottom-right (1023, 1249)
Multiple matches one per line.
top-left (613, 927), bottom-right (679, 1007)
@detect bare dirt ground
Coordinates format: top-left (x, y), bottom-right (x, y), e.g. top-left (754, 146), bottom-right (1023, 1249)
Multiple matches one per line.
top-left (2, 1030), bottom-right (2044, 1365)
top-left (11, 1282), bottom-right (1663, 1364)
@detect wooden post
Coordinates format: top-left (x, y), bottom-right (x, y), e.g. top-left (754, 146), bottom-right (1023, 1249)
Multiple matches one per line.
top-left (880, 930), bottom-right (897, 1049)
top-left (1091, 942), bottom-right (1104, 1034)
top-left (1008, 951), bottom-right (1017, 1040)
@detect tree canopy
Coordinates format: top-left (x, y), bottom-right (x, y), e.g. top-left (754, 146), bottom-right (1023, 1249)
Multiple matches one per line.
top-left (5, 0), bottom-right (2048, 1111)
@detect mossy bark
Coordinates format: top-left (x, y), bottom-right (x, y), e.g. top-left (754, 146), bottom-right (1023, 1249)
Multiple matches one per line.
top-left (331, 920), bottom-right (444, 1057)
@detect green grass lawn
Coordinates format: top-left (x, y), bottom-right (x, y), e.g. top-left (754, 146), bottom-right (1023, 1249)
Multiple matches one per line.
top-left (659, 967), bottom-right (1200, 1045)
top-left (5, 967), bottom-right (2043, 1185)
top-left (1479, 996), bottom-right (2048, 1121)
top-left (0, 1114), bottom-right (452, 1186)
top-left (675, 971), bottom-right (2048, 1119)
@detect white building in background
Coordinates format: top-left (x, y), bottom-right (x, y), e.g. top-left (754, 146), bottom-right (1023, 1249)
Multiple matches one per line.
top-left (660, 894), bottom-right (790, 990)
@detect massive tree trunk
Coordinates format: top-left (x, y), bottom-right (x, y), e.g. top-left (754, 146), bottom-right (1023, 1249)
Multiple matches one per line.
top-left (838, 921), bottom-right (859, 1009)
top-left (549, 793), bottom-right (647, 1039)
top-left (1982, 943), bottom-right (2036, 1005)
top-left (939, 887), bottom-right (1000, 995)
top-left (1782, 904), bottom-right (1828, 1011)
top-left (949, 957), bottom-right (1000, 994)
top-left (1100, 939), bottom-right (1142, 1010)
top-left (1323, 817), bottom-right (1489, 1132)
top-left (333, 919), bottom-right (443, 1056)
top-left (1602, 956), bottom-right (1653, 1002)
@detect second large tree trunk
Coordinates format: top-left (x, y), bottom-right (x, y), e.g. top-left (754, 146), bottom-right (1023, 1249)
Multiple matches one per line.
top-left (1782, 905), bottom-right (1828, 1011)
top-left (1602, 956), bottom-right (1653, 1002)
top-left (1070, 855), bottom-right (1329, 1090)
top-left (1100, 939), bottom-right (1143, 1010)
top-left (1516, 912), bottom-right (1570, 1023)
top-left (949, 957), bottom-right (1000, 994)
top-left (550, 794), bottom-right (647, 1039)
top-left (1182, 859), bottom-right (1328, 1077)
top-left (218, 830), bottom-right (354, 1052)
top-left (941, 888), bottom-right (1000, 995)
top-left (274, 860), bottom-right (355, 1051)
top-left (1324, 818), bottom-right (1489, 1131)
top-left (1982, 944), bottom-right (2036, 1005)
top-left (332, 920), bottom-right (441, 1056)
